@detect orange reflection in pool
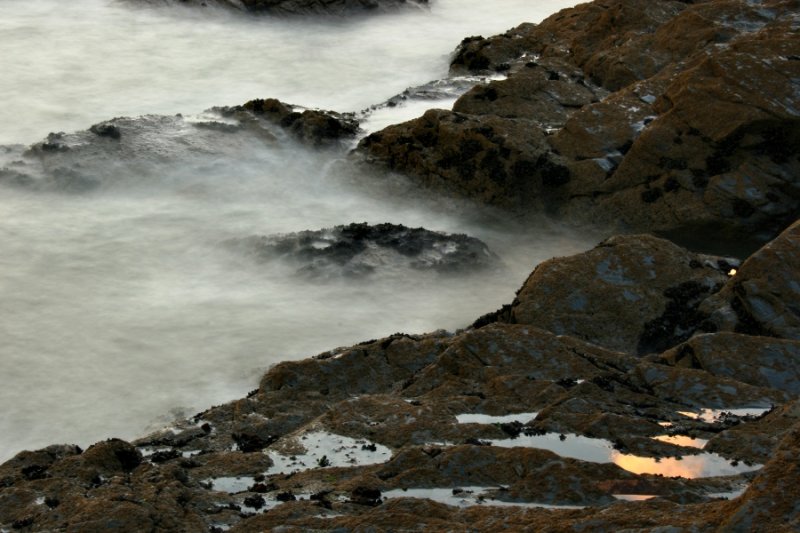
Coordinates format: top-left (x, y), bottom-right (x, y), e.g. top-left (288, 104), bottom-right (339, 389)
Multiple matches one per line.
top-left (612, 452), bottom-right (706, 478)
top-left (652, 435), bottom-right (708, 449)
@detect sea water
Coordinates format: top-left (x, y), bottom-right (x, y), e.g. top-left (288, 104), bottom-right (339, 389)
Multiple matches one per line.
top-left (0, 0), bottom-right (585, 461)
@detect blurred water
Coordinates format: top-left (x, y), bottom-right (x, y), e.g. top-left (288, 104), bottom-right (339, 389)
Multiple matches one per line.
top-left (0, 0), bottom-right (586, 461)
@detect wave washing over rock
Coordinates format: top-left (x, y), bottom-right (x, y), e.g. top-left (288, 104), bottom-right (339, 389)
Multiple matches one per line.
top-left (229, 222), bottom-right (499, 278)
top-left (1, 0), bottom-right (799, 532)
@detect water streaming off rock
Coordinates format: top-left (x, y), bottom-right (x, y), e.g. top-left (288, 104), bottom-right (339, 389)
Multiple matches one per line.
top-left (0, 0), bottom-right (587, 461)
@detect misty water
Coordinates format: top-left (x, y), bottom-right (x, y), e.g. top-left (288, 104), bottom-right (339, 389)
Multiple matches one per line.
top-left (0, 0), bottom-right (589, 461)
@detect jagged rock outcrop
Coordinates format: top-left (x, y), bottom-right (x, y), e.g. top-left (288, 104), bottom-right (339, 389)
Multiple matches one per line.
top-left (356, 0), bottom-right (800, 247)
top-left (228, 222), bottom-right (499, 278)
top-left (219, 98), bottom-right (359, 148)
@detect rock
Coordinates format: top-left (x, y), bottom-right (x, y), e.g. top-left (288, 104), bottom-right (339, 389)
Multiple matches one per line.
top-left (357, 109), bottom-right (570, 210)
top-left (507, 234), bottom-right (735, 354)
top-left (718, 421), bottom-right (800, 531)
top-left (3, 1), bottom-right (800, 531)
top-left (705, 400), bottom-right (800, 463)
top-left (660, 333), bottom-right (800, 395)
top-left (132, 0), bottom-right (429, 16)
top-left (356, 0), bottom-right (800, 246)
top-left (228, 222), bottom-right (499, 279)
top-left (220, 98), bottom-right (359, 147)
top-left (451, 57), bottom-right (607, 129)
top-left (699, 220), bottom-right (800, 339)
top-left (1, 98), bottom-right (356, 192)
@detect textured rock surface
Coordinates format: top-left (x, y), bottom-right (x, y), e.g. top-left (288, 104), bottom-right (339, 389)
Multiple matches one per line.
top-left (508, 233), bottom-right (735, 354)
top-left (228, 222), bottom-right (499, 278)
top-left (357, 0), bottom-right (800, 247)
top-left (700, 219), bottom-right (800, 339)
top-left (661, 333), bottom-right (800, 395)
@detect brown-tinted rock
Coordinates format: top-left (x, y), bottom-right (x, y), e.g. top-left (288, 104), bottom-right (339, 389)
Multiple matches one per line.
top-left (452, 58), bottom-right (606, 128)
top-left (705, 399), bottom-right (800, 463)
top-left (509, 234), bottom-right (733, 354)
top-left (700, 219), bottom-right (800, 339)
top-left (661, 333), bottom-right (800, 395)
top-left (718, 422), bottom-right (800, 532)
top-left (357, 108), bottom-right (569, 209)
top-left (358, 0), bottom-right (800, 246)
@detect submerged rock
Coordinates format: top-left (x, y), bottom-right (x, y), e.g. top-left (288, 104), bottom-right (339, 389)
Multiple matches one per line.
top-left (219, 98), bottom-right (359, 148)
top-left (131, 0), bottom-right (429, 16)
top-left (229, 222), bottom-right (499, 278)
top-left (0, 99), bottom-right (358, 192)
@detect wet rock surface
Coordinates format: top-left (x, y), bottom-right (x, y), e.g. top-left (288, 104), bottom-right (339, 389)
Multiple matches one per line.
top-left (356, 0), bottom-right (800, 249)
top-left (228, 222), bottom-right (499, 278)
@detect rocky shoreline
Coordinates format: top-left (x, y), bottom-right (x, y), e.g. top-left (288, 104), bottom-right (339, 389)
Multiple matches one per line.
top-left (1, 0), bottom-right (799, 531)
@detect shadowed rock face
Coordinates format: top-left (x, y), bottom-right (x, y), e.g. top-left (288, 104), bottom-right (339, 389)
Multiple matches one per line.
top-left (131, 0), bottom-right (429, 16)
top-left (356, 0), bottom-right (800, 248)
top-left (229, 222), bottom-right (499, 278)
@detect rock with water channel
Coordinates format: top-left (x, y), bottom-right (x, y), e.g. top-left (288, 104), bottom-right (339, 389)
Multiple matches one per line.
top-left (228, 222), bottom-right (500, 278)
top-left (356, 0), bottom-right (800, 248)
